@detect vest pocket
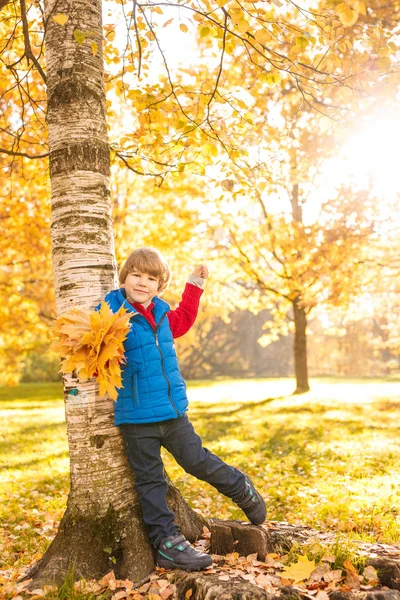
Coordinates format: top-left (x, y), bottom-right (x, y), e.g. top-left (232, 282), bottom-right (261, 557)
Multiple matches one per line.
top-left (132, 374), bottom-right (139, 408)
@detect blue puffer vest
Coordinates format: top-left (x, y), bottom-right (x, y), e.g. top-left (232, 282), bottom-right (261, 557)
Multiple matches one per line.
top-left (103, 288), bottom-right (188, 425)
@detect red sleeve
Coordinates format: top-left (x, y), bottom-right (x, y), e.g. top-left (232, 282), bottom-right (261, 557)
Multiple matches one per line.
top-left (167, 283), bottom-right (203, 339)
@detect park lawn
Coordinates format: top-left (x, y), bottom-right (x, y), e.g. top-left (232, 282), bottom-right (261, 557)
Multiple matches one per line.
top-left (1, 378), bottom-right (400, 585)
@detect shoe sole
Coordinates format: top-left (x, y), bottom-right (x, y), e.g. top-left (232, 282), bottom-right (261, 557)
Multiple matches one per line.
top-left (157, 558), bottom-right (212, 571)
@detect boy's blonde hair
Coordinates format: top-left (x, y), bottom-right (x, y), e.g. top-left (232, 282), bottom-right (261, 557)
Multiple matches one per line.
top-left (119, 247), bottom-right (171, 294)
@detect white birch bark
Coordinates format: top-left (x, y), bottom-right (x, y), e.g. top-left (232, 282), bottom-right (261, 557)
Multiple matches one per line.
top-left (31, 0), bottom-right (204, 583)
top-left (44, 0), bottom-right (137, 517)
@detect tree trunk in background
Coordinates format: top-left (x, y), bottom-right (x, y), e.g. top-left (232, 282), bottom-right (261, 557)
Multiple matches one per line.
top-left (292, 298), bottom-right (310, 394)
top-left (29, 0), bottom-right (204, 585)
top-left (290, 184), bottom-right (309, 394)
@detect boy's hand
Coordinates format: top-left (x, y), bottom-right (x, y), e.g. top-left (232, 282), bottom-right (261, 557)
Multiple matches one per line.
top-left (191, 264), bottom-right (209, 279)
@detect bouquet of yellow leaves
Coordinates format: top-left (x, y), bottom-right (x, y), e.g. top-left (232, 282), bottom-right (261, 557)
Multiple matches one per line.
top-left (52, 302), bottom-right (131, 400)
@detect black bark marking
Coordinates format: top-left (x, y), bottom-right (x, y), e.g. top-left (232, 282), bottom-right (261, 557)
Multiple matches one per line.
top-left (48, 76), bottom-right (102, 109)
top-left (60, 283), bottom-right (77, 292)
top-left (50, 141), bottom-right (110, 177)
top-left (90, 435), bottom-right (106, 449)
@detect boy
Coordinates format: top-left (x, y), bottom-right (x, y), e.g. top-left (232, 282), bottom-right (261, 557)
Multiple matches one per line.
top-left (103, 247), bottom-right (266, 571)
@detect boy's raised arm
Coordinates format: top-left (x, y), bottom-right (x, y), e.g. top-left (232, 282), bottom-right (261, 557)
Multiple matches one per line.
top-left (167, 264), bottom-right (209, 339)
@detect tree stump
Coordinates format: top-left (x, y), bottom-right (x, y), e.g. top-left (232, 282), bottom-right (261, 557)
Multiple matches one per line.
top-left (171, 519), bottom-right (400, 600)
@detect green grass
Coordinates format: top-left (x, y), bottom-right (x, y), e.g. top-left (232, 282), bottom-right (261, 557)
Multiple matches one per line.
top-left (1, 378), bottom-right (400, 585)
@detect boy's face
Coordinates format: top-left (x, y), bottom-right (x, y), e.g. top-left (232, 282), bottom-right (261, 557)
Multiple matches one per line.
top-left (122, 271), bottom-right (160, 305)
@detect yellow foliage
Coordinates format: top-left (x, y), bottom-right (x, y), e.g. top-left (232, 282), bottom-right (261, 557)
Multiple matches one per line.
top-left (335, 4), bottom-right (359, 27)
top-left (52, 303), bottom-right (131, 400)
top-left (255, 28), bottom-right (269, 45)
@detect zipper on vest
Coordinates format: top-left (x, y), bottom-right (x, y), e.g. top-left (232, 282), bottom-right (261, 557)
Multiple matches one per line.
top-left (129, 310), bottom-right (180, 417)
top-left (155, 313), bottom-right (180, 417)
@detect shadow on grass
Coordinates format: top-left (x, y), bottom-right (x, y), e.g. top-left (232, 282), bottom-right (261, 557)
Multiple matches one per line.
top-left (4, 449), bottom-right (70, 470)
top-left (272, 404), bottom-right (333, 416)
top-left (0, 421), bottom-right (66, 455)
top-left (191, 396), bottom-right (286, 442)
top-left (0, 383), bottom-right (63, 403)
top-left (0, 403), bottom-right (64, 411)
top-left (192, 395), bottom-right (286, 418)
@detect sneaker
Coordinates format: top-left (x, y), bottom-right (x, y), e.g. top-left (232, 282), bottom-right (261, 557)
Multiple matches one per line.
top-left (233, 474), bottom-right (266, 525)
top-left (157, 534), bottom-right (213, 571)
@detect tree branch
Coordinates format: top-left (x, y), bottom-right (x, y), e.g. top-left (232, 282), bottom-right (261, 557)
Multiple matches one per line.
top-left (0, 147), bottom-right (49, 159)
top-left (19, 0), bottom-right (47, 84)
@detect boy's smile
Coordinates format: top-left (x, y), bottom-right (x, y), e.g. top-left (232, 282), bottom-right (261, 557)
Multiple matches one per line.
top-left (123, 271), bottom-right (160, 306)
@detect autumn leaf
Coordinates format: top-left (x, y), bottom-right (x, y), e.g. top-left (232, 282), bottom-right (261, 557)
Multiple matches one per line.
top-left (281, 555), bottom-right (317, 583)
top-left (180, 23), bottom-right (188, 33)
top-left (99, 571), bottom-right (116, 587)
top-left (52, 13), bottom-right (69, 25)
top-left (353, 0), bottom-right (366, 14)
top-left (363, 565), bottom-right (379, 586)
top-left (335, 4), bottom-right (359, 27)
top-left (200, 26), bottom-right (211, 38)
top-left (236, 18), bottom-right (250, 33)
top-left (343, 558), bottom-right (361, 588)
top-left (111, 591), bottom-right (128, 600)
top-left (90, 40), bottom-right (98, 56)
top-left (296, 36), bottom-right (309, 48)
top-left (221, 179), bottom-right (235, 191)
top-left (74, 29), bottom-right (87, 44)
top-left (255, 28), bottom-right (269, 44)
top-left (52, 302), bottom-right (131, 400)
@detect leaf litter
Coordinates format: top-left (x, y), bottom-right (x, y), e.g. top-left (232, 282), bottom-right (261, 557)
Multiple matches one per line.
top-left (1, 527), bottom-right (387, 599)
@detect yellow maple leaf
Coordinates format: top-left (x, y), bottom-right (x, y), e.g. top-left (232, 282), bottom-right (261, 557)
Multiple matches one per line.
top-left (281, 555), bottom-right (317, 583)
top-left (52, 302), bottom-right (131, 400)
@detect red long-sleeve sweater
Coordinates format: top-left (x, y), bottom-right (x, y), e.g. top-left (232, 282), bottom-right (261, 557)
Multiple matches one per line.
top-left (130, 282), bottom-right (203, 338)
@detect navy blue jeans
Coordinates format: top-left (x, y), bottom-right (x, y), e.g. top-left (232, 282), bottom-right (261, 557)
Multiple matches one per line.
top-left (120, 415), bottom-right (246, 547)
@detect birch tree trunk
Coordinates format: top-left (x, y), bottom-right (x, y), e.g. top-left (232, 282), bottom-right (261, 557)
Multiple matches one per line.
top-left (30, 0), bottom-right (204, 585)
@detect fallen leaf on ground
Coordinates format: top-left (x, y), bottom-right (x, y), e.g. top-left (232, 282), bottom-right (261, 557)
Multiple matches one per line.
top-left (111, 591), bottom-right (128, 600)
top-left (74, 579), bottom-right (103, 594)
top-left (343, 559), bottom-right (361, 589)
top-left (321, 554), bottom-right (335, 563)
top-left (325, 569), bottom-right (343, 584)
top-left (281, 555), bottom-right (317, 583)
top-left (225, 552), bottom-right (239, 565)
top-left (308, 563), bottom-right (332, 583)
top-left (157, 579), bottom-right (169, 590)
top-left (256, 573), bottom-right (273, 586)
top-left (99, 570), bottom-right (116, 587)
top-left (363, 565), bottom-right (379, 586)
top-left (160, 587), bottom-right (174, 599)
top-left (246, 553), bottom-right (258, 562)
